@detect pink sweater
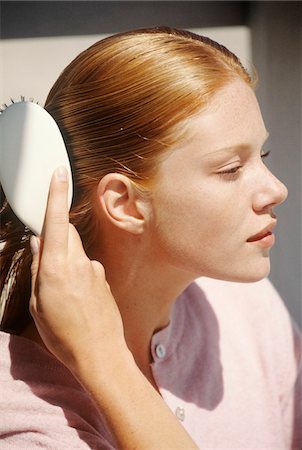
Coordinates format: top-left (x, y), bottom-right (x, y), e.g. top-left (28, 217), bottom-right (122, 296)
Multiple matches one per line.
top-left (0, 277), bottom-right (301, 449)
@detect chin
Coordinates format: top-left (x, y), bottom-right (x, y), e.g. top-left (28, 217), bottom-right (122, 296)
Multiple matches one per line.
top-left (205, 258), bottom-right (271, 284)
top-left (226, 262), bottom-right (271, 283)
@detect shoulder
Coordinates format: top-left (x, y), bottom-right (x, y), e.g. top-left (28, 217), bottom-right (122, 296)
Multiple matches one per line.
top-left (179, 277), bottom-right (284, 330)
top-left (0, 331), bottom-right (117, 449)
top-left (193, 276), bottom-right (281, 304)
top-left (0, 330), bottom-right (72, 383)
top-left (186, 276), bottom-right (300, 348)
top-left (188, 276), bottom-right (290, 328)
top-left (176, 277), bottom-right (286, 338)
top-left (183, 277), bottom-right (301, 395)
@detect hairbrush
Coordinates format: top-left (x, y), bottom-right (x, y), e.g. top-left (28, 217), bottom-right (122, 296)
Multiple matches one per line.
top-left (0, 100), bottom-right (73, 236)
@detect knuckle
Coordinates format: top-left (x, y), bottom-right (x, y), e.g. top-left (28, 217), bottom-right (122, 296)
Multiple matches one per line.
top-left (91, 260), bottom-right (106, 277)
top-left (75, 256), bottom-right (91, 271)
top-left (40, 256), bottom-right (65, 279)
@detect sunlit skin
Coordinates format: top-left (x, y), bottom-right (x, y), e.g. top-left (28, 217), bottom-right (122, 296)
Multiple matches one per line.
top-left (24, 78), bottom-right (288, 386)
top-left (147, 79), bottom-right (288, 283)
top-left (89, 78), bottom-right (288, 381)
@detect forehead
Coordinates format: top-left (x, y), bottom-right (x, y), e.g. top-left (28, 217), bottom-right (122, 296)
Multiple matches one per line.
top-left (183, 79), bottom-right (267, 153)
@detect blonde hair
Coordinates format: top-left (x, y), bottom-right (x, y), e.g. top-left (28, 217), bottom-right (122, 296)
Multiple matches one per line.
top-left (0, 27), bottom-right (253, 333)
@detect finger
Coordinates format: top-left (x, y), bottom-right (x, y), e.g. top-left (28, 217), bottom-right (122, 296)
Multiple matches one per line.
top-left (29, 235), bottom-right (41, 311)
top-left (42, 167), bottom-right (69, 257)
top-left (67, 223), bottom-right (87, 257)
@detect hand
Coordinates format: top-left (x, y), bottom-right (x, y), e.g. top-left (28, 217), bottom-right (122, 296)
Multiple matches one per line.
top-left (29, 167), bottom-right (199, 450)
top-left (29, 167), bottom-right (126, 371)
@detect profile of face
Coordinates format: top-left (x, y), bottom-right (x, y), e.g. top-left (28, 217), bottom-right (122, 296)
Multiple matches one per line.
top-left (146, 78), bottom-right (288, 283)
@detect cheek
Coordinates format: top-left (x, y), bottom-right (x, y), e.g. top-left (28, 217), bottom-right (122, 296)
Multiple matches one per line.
top-left (151, 187), bottom-right (232, 263)
top-left (152, 181), bottom-right (242, 242)
top-left (149, 180), bottom-right (269, 281)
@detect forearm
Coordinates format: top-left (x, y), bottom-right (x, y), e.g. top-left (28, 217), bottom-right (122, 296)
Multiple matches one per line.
top-left (29, 172), bottom-right (199, 450)
top-left (72, 348), bottom-right (199, 450)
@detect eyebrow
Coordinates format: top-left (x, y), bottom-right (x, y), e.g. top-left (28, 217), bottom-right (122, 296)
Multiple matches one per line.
top-left (200, 131), bottom-right (270, 160)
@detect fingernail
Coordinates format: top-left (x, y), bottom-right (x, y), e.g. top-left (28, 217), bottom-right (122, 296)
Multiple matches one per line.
top-left (30, 235), bottom-right (40, 255)
top-left (56, 166), bottom-right (68, 182)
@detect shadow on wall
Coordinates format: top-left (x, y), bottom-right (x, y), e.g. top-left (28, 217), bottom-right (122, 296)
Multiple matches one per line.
top-left (1, 1), bottom-right (247, 39)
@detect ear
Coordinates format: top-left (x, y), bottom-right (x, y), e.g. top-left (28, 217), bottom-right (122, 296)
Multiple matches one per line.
top-left (97, 174), bottom-right (149, 234)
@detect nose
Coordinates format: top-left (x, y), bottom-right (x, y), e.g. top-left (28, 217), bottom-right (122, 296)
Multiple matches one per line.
top-left (252, 166), bottom-right (288, 213)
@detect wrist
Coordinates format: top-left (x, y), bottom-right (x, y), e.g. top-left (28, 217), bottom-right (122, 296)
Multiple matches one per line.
top-left (70, 341), bottom-right (137, 390)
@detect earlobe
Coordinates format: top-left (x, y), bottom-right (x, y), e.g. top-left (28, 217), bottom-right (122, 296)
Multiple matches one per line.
top-left (97, 174), bottom-right (147, 234)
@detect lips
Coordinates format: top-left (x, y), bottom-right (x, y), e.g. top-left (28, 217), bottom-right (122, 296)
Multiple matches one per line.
top-left (247, 222), bottom-right (276, 242)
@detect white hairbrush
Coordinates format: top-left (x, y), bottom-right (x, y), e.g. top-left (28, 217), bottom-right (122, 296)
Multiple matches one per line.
top-left (0, 101), bottom-right (73, 236)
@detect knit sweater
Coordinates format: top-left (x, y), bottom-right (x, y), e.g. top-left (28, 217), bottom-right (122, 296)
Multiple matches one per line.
top-left (0, 277), bottom-right (301, 449)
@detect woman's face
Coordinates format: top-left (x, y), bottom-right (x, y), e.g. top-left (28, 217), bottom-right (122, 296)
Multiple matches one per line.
top-left (148, 79), bottom-right (288, 282)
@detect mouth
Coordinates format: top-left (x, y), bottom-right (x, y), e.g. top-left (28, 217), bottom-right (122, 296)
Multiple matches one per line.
top-left (247, 223), bottom-right (276, 247)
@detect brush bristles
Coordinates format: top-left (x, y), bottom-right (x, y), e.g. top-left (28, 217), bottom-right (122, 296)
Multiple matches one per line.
top-left (0, 96), bottom-right (40, 114)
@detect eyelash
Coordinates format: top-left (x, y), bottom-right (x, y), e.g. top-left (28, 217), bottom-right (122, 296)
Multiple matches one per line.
top-left (218, 150), bottom-right (271, 180)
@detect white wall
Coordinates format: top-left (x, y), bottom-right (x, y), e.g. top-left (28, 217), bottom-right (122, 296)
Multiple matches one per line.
top-left (1, 14), bottom-right (301, 327)
top-left (0, 26), bottom-right (251, 105)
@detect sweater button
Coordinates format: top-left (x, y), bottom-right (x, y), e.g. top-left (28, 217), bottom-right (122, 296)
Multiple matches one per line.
top-left (155, 344), bottom-right (166, 359)
top-left (175, 406), bottom-right (185, 422)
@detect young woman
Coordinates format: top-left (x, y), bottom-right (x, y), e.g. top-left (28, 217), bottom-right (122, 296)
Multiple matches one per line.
top-left (1, 27), bottom-right (301, 449)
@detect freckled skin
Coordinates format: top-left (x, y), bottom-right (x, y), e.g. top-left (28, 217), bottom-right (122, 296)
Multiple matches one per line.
top-left (147, 80), bottom-right (288, 283)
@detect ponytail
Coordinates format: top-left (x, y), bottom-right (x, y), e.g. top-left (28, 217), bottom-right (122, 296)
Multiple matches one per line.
top-left (0, 185), bottom-right (32, 334)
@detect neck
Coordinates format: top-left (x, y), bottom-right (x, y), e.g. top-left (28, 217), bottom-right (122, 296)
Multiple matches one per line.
top-left (23, 232), bottom-right (195, 386)
top-left (96, 235), bottom-right (194, 376)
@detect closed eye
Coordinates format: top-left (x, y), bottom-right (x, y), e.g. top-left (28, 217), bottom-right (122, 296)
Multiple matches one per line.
top-left (219, 166), bottom-right (242, 175)
top-left (217, 165), bottom-right (242, 181)
top-left (217, 150), bottom-right (271, 181)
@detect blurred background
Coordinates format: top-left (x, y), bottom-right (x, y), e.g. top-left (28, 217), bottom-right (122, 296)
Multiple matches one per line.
top-left (1, 1), bottom-right (301, 326)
